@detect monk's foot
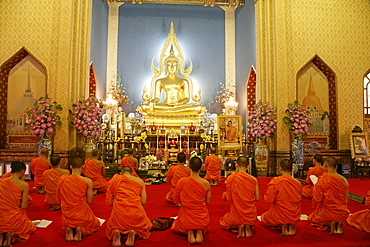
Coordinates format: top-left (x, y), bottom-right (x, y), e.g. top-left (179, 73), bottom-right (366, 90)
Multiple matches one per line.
top-left (237, 225), bottom-right (245, 238)
top-left (329, 221), bottom-right (336, 235)
top-left (93, 189), bottom-right (98, 196)
top-left (175, 203), bottom-right (182, 207)
top-left (125, 230), bottom-right (136, 247)
top-left (187, 230), bottom-right (196, 245)
top-left (195, 229), bottom-right (204, 244)
top-left (65, 227), bottom-right (73, 241)
top-left (49, 205), bottom-right (61, 211)
top-left (73, 227), bottom-right (82, 241)
top-left (112, 230), bottom-right (121, 247)
top-left (335, 222), bottom-right (344, 235)
top-left (37, 187), bottom-right (45, 194)
top-left (245, 225), bottom-right (253, 238)
top-left (281, 224), bottom-right (288, 236)
top-left (0, 233), bottom-right (4, 247)
top-left (288, 224), bottom-right (296, 236)
top-left (4, 232), bottom-right (14, 247)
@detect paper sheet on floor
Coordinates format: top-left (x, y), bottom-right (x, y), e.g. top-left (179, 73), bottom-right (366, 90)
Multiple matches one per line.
top-left (32, 219), bottom-right (53, 228)
top-left (98, 217), bottom-right (105, 226)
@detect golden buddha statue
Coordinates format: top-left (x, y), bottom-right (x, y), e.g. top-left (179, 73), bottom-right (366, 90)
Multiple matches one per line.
top-left (137, 22), bottom-right (207, 128)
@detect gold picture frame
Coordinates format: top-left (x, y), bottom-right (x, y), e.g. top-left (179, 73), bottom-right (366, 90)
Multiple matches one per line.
top-left (217, 115), bottom-right (242, 151)
top-left (349, 133), bottom-right (369, 158)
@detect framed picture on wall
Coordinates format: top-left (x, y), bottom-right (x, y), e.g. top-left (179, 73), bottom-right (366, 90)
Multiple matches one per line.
top-left (350, 133), bottom-right (369, 158)
top-left (217, 115), bottom-right (242, 151)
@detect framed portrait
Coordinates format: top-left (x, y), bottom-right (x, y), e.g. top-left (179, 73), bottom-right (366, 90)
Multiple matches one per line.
top-left (217, 115), bottom-right (242, 151)
top-left (349, 133), bottom-right (369, 158)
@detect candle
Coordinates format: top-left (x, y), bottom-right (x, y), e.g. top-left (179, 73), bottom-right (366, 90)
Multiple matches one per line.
top-left (157, 135), bottom-right (159, 149)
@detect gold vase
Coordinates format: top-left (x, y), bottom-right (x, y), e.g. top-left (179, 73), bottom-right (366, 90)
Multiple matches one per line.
top-left (254, 138), bottom-right (268, 177)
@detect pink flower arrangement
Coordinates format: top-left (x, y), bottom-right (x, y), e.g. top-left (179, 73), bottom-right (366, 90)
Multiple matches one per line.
top-left (25, 95), bottom-right (63, 137)
top-left (283, 100), bottom-right (312, 137)
top-left (247, 100), bottom-right (278, 139)
top-left (355, 157), bottom-right (363, 163)
top-left (156, 149), bottom-right (164, 160)
top-left (71, 95), bottom-right (103, 137)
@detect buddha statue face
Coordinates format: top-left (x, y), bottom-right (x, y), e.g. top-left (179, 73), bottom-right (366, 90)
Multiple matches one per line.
top-left (165, 57), bottom-right (179, 75)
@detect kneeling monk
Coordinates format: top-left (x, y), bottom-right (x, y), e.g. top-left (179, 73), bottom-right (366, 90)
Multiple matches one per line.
top-left (1, 171), bottom-right (32, 204)
top-left (203, 147), bottom-right (221, 186)
top-left (120, 149), bottom-right (139, 178)
top-left (57, 157), bottom-right (100, 241)
top-left (106, 166), bottom-right (152, 247)
top-left (0, 161), bottom-right (36, 246)
top-left (308, 157), bottom-right (349, 234)
top-left (83, 149), bottom-right (108, 195)
top-left (43, 155), bottom-right (69, 210)
top-left (220, 156), bottom-right (260, 237)
top-left (261, 159), bottom-right (302, 236)
top-left (347, 189), bottom-right (370, 233)
top-left (30, 148), bottom-right (51, 194)
top-left (172, 157), bottom-right (211, 245)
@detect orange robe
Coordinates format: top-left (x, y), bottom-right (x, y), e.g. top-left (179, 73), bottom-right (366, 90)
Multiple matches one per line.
top-left (347, 190), bottom-right (370, 232)
top-left (171, 177), bottom-right (210, 233)
top-left (120, 157), bottom-right (139, 177)
top-left (83, 159), bottom-right (108, 192)
top-left (308, 173), bottom-right (350, 226)
top-left (57, 174), bottom-right (100, 236)
top-left (166, 165), bottom-right (190, 204)
top-left (1, 172), bottom-right (33, 204)
top-left (220, 172), bottom-right (257, 229)
top-left (0, 178), bottom-right (36, 240)
top-left (261, 176), bottom-right (302, 226)
top-left (204, 155), bottom-right (221, 181)
top-left (302, 166), bottom-right (325, 199)
top-left (106, 174), bottom-right (152, 240)
top-left (43, 169), bottom-right (63, 206)
top-left (30, 157), bottom-right (50, 187)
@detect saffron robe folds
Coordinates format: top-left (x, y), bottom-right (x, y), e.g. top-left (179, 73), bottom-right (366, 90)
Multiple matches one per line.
top-left (166, 165), bottom-right (190, 204)
top-left (204, 155), bottom-right (221, 181)
top-left (120, 157), bottom-right (139, 177)
top-left (346, 190), bottom-right (370, 232)
top-left (30, 157), bottom-right (50, 187)
top-left (106, 174), bottom-right (152, 240)
top-left (57, 175), bottom-right (100, 236)
top-left (220, 172), bottom-right (257, 228)
top-left (172, 177), bottom-right (210, 233)
top-left (43, 169), bottom-right (63, 206)
top-left (83, 159), bottom-right (108, 192)
top-left (302, 166), bottom-right (325, 199)
top-left (0, 178), bottom-right (36, 240)
top-left (308, 173), bottom-right (350, 226)
top-left (261, 176), bottom-right (302, 226)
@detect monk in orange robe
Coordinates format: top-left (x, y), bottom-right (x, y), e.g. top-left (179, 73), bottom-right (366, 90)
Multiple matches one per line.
top-left (308, 157), bottom-right (349, 234)
top-left (120, 148), bottom-right (139, 178)
top-left (220, 156), bottom-right (260, 237)
top-left (106, 166), bottom-right (152, 247)
top-left (0, 161), bottom-right (36, 246)
top-left (30, 148), bottom-right (51, 194)
top-left (261, 159), bottom-right (302, 236)
top-left (204, 147), bottom-right (221, 186)
top-left (43, 155), bottom-right (69, 211)
top-left (166, 152), bottom-right (190, 205)
top-left (83, 149), bottom-right (108, 195)
top-left (1, 171), bottom-right (33, 204)
top-left (57, 157), bottom-right (100, 241)
top-left (172, 156), bottom-right (211, 245)
top-left (302, 154), bottom-right (325, 199)
top-left (347, 189), bottom-right (370, 233)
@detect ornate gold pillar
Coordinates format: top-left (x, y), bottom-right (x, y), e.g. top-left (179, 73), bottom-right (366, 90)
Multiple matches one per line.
top-left (106, 2), bottom-right (124, 93)
top-left (221, 7), bottom-right (236, 96)
top-left (255, 0), bottom-right (290, 153)
top-left (53, 0), bottom-right (92, 151)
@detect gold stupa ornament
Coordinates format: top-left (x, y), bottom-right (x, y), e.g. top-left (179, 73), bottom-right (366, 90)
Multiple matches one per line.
top-left (137, 22), bottom-right (207, 129)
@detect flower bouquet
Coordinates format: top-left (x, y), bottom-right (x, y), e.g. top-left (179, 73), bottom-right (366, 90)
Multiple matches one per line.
top-left (25, 95), bottom-right (63, 137)
top-left (71, 95), bottom-right (103, 137)
top-left (247, 100), bottom-right (278, 139)
top-left (283, 100), bottom-right (312, 138)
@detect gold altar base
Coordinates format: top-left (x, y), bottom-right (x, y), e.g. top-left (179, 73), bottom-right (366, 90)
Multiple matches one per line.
top-left (143, 112), bottom-right (205, 132)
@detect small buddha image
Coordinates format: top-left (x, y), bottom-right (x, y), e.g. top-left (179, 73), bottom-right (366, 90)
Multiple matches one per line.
top-left (152, 45), bottom-right (190, 106)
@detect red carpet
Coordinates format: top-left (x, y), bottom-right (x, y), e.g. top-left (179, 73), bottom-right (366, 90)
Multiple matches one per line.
top-left (347, 178), bottom-right (370, 197)
top-left (10, 178), bottom-right (370, 247)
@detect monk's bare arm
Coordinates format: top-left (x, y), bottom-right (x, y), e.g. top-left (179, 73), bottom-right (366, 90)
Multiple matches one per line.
top-left (20, 182), bottom-right (29, 209)
top-left (85, 178), bottom-right (94, 204)
top-left (255, 178), bottom-right (260, 201)
top-left (141, 183), bottom-right (147, 206)
top-left (343, 176), bottom-right (349, 200)
top-left (264, 180), bottom-right (275, 204)
top-left (99, 161), bottom-right (106, 177)
top-left (204, 182), bottom-right (211, 205)
top-left (134, 159), bottom-right (138, 171)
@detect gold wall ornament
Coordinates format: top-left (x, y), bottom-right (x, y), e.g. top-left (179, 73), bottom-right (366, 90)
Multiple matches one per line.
top-left (103, 0), bottom-right (244, 7)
